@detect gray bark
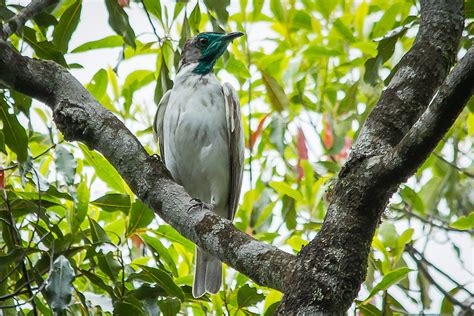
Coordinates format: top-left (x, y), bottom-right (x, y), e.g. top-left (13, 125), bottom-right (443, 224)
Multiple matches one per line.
top-left (0, 0), bottom-right (472, 314)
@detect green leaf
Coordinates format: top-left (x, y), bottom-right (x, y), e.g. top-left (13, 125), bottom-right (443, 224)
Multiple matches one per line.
top-left (127, 200), bottom-right (154, 235)
top-left (72, 179), bottom-right (89, 231)
top-left (154, 225), bottom-right (194, 250)
top-left (260, 70), bottom-right (289, 112)
top-left (123, 70), bottom-right (155, 112)
top-left (0, 248), bottom-right (23, 271)
top-left (44, 255), bottom-right (75, 313)
top-left (55, 145), bottom-right (77, 185)
top-left (203, 0), bottom-right (230, 25)
top-left (89, 217), bottom-right (111, 243)
top-left (450, 212), bottom-right (474, 230)
top-left (400, 186), bottom-right (424, 214)
top-left (363, 267), bottom-right (411, 303)
top-left (80, 269), bottom-right (117, 300)
top-left (137, 265), bottom-right (184, 300)
top-left (270, 0), bottom-right (286, 22)
top-left (22, 27), bottom-right (68, 66)
top-left (0, 98), bottom-right (28, 162)
top-left (270, 182), bottom-right (303, 201)
top-left (79, 143), bottom-right (125, 193)
top-left (72, 35), bottom-right (123, 53)
top-left (225, 54), bottom-right (250, 79)
top-left (52, 0), bottom-right (82, 53)
top-left (157, 297), bottom-right (181, 316)
top-left (372, 3), bottom-right (400, 38)
top-left (188, 3), bottom-right (201, 32)
top-left (142, 0), bottom-right (162, 21)
top-left (114, 300), bottom-right (147, 316)
top-left (141, 235), bottom-right (178, 276)
top-left (86, 69), bottom-right (108, 101)
top-left (334, 18), bottom-right (355, 42)
top-left (237, 284), bottom-right (265, 308)
top-left (91, 194), bottom-right (130, 214)
top-left (304, 45), bottom-right (342, 58)
top-left (105, 0), bottom-right (136, 48)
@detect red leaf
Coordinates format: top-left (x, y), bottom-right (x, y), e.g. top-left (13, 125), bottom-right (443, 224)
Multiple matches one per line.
top-left (334, 137), bottom-right (352, 162)
top-left (322, 114), bottom-right (334, 149)
top-left (250, 113), bottom-right (271, 150)
top-left (296, 127), bottom-right (308, 182)
top-left (131, 234), bottom-right (143, 248)
top-left (0, 170), bottom-right (4, 190)
top-left (118, 0), bottom-right (129, 7)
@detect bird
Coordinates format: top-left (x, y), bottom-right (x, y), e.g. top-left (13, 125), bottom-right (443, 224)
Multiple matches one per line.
top-left (153, 32), bottom-right (245, 298)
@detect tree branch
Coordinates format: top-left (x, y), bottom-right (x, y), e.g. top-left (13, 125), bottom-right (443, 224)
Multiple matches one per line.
top-left (1, 0), bottom-right (59, 40)
top-left (386, 47), bottom-right (474, 180)
top-left (0, 40), bottom-right (296, 292)
top-left (353, 0), bottom-right (464, 157)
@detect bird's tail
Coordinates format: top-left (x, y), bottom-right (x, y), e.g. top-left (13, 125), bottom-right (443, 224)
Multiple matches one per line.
top-left (193, 247), bottom-right (222, 298)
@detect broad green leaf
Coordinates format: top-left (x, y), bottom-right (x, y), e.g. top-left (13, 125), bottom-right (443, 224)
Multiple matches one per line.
top-left (86, 69), bottom-right (108, 101)
top-left (270, 0), bottom-right (285, 22)
top-left (22, 27), bottom-right (68, 66)
top-left (237, 284), bottom-right (265, 308)
top-left (52, 0), bottom-right (82, 53)
top-left (157, 297), bottom-right (181, 316)
top-left (363, 268), bottom-right (411, 303)
top-left (203, 0), bottom-right (230, 24)
top-left (154, 225), bottom-right (194, 250)
top-left (105, 0), bottom-right (136, 48)
top-left (225, 54), bottom-right (250, 79)
top-left (304, 45), bottom-right (342, 58)
top-left (137, 265), bottom-right (184, 300)
top-left (334, 18), bottom-right (355, 42)
top-left (270, 182), bottom-right (303, 201)
top-left (80, 269), bottom-right (117, 299)
top-left (44, 256), bottom-right (75, 313)
top-left (72, 179), bottom-right (89, 231)
top-left (260, 70), bottom-right (289, 112)
top-left (400, 186), bottom-right (424, 214)
top-left (287, 235), bottom-right (308, 252)
top-left (89, 217), bottom-right (111, 243)
top-left (127, 200), bottom-right (154, 235)
top-left (372, 3), bottom-right (400, 38)
top-left (141, 234), bottom-right (178, 276)
top-left (55, 145), bottom-right (76, 185)
top-left (123, 70), bottom-right (155, 112)
top-left (79, 143), bottom-right (125, 193)
top-left (0, 248), bottom-right (23, 271)
top-left (72, 35), bottom-right (123, 53)
top-left (91, 194), bottom-right (130, 214)
top-left (114, 300), bottom-right (147, 316)
top-left (0, 98), bottom-right (28, 162)
top-left (379, 222), bottom-right (398, 249)
top-left (450, 212), bottom-right (474, 230)
top-left (188, 3), bottom-right (201, 32)
top-left (142, 0), bottom-right (162, 21)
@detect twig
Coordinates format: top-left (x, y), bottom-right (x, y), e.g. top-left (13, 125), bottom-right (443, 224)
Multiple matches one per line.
top-left (140, 0), bottom-right (161, 42)
top-left (1, 142), bottom-right (61, 171)
top-left (407, 245), bottom-right (473, 297)
top-left (1, 0), bottom-right (59, 39)
top-left (411, 251), bottom-right (472, 312)
top-left (433, 152), bottom-right (474, 178)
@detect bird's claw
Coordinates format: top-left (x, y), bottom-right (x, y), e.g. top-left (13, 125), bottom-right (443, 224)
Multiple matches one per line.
top-left (186, 198), bottom-right (213, 213)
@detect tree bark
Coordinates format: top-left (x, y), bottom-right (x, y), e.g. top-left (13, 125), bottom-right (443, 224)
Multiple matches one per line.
top-left (0, 0), bottom-right (472, 314)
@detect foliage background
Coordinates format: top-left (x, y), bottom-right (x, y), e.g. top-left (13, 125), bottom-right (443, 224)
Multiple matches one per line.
top-left (0, 0), bottom-right (472, 314)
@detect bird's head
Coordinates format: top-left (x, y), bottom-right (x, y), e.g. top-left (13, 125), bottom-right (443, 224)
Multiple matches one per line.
top-left (180, 32), bottom-right (244, 75)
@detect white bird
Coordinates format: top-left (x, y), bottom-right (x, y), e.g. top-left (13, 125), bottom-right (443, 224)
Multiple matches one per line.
top-left (153, 32), bottom-right (245, 298)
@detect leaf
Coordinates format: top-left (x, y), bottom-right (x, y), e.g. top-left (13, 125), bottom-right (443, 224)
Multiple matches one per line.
top-left (0, 248), bottom-right (23, 271)
top-left (296, 127), bottom-right (308, 181)
top-left (0, 98), bottom-right (28, 162)
top-left (55, 145), bottom-right (77, 185)
top-left (237, 284), bottom-right (265, 308)
top-left (141, 235), bottom-right (178, 276)
top-left (137, 265), bottom-right (184, 300)
top-left (188, 3), bottom-right (201, 32)
top-left (123, 70), bottom-right (155, 112)
top-left (250, 113), bottom-right (271, 149)
top-left (45, 255), bottom-right (75, 313)
top-left (334, 18), bottom-right (355, 42)
top-left (127, 200), bottom-right (154, 235)
top-left (22, 27), bottom-right (68, 66)
top-left (260, 70), bottom-right (289, 112)
top-left (270, 0), bottom-right (285, 22)
top-left (450, 212), bottom-right (474, 230)
top-left (52, 0), bottom-right (82, 53)
top-left (142, 0), bottom-right (161, 20)
top-left (86, 69), bottom-right (108, 101)
top-left (89, 217), bottom-right (111, 243)
top-left (372, 3), bottom-right (400, 38)
top-left (91, 194), bottom-right (130, 214)
top-left (105, 0), bottom-right (136, 48)
top-left (270, 182), bottom-right (303, 201)
top-left (203, 0), bottom-right (230, 25)
top-left (154, 225), bottom-right (194, 250)
top-left (79, 143), bottom-right (125, 193)
top-left (157, 297), bottom-right (181, 316)
top-left (72, 179), bottom-right (89, 231)
top-left (363, 268), bottom-right (411, 303)
top-left (114, 300), bottom-right (147, 316)
top-left (400, 186), bottom-right (425, 214)
top-left (287, 235), bottom-right (308, 252)
top-left (72, 35), bottom-right (123, 53)
top-left (80, 269), bottom-right (117, 300)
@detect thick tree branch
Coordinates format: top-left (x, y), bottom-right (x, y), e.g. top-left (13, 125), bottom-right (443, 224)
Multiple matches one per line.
top-left (276, 1), bottom-right (466, 314)
top-left (386, 47), bottom-right (474, 181)
top-left (0, 41), bottom-right (296, 292)
top-left (353, 0), bottom-right (463, 157)
top-left (1, 0), bottom-right (59, 39)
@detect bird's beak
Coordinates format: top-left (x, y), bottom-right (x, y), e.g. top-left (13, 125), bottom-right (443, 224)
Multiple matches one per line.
top-left (220, 32), bottom-right (245, 42)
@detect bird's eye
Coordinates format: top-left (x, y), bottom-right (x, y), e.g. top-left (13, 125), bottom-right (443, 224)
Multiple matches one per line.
top-left (198, 38), bottom-right (208, 46)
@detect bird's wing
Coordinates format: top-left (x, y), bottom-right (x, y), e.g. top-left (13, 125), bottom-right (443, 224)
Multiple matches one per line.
top-left (153, 90), bottom-right (172, 165)
top-left (222, 83), bottom-right (245, 220)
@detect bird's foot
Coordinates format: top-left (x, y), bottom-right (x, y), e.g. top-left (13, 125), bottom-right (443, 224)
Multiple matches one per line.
top-left (186, 198), bottom-right (213, 213)
top-left (149, 154), bottom-right (162, 162)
